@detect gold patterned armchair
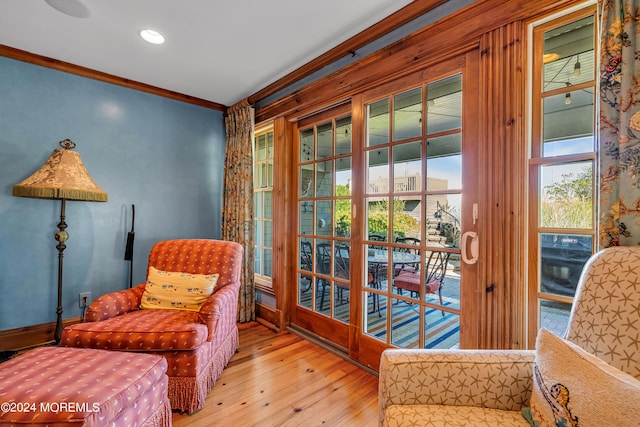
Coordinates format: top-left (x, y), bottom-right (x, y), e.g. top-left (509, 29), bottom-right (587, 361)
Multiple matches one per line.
top-left (379, 246), bottom-right (640, 426)
top-left (61, 239), bottom-right (243, 413)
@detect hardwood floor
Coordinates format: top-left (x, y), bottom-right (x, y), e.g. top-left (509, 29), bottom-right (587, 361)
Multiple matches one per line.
top-left (173, 322), bottom-right (379, 427)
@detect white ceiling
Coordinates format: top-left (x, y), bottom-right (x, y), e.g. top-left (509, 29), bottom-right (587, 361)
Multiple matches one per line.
top-left (0, 0), bottom-right (413, 106)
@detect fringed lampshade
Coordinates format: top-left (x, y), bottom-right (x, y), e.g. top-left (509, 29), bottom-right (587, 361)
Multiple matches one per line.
top-left (13, 138), bottom-right (107, 343)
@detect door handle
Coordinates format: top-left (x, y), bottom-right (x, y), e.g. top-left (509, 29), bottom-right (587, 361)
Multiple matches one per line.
top-left (461, 231), bottom-right (479, 264)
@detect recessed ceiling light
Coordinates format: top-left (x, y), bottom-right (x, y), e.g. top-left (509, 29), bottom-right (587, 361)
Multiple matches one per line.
top-left (44, 0), bottom-right (92, 18)
top-left (139, 29), bottom-right (166, 45)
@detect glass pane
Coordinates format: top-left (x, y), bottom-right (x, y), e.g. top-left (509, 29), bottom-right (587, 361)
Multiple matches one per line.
top-left (540, 162), bottom-right (593, 228)
top-left (334, 243), bottom-right (350, 281)
top-left (299, 238), bottom-right (313, 271)
top-left (333, 280), bottom-right (350, 324)
top-left (300, 128), bottom-right (314, 162)
top-left (427, 194), bottom-right (461, 248)
top-left (256, 134), bottom-right (266, 161)
top-left (299, 164), bottom-right (314, 198)
top-left (393, 87), bottom-right (422, 141)
top-left (315, 240), bottom-right (332, 276)
top-left (254, 192), bottom-right (263, 218)
top-left (540, 233), bottom-right (592, 298)
top-left (543, 91), bottom-right (594, 157)
top-left (254, 221), bottom-right (263, 246)
top-left (334, 199), bottom-right (351, 238)
top-left (367, 148), bottom-right (389, 194)
top-left (426, 74), bottom-right (462, 134)
top-left (367, 197), bottom-right (389, 243)
top-left (393, 141), bottom-right (422, 193)
top-left (392, 196), bottom-right (421, 242)
top-left (427, 134), bottom-right (462, 190)
top-left (267, 131), bottom-right (274, 159)
top-left (316, 160), bottom-right (332, 197)
top-left (543, 16), bottom-right (595, 91)
top-left (540, 299), bottom-right (572, 337)
top-left (263, 249), bottom-right (272, 277)
top-left (364, 293), bottom-right (387, 341)
top-left (335, 157), bottom-right (352, 196)
top-left (316, 200), bottom-right (332, 236)
top-left (267, 160), bottom-right (274, 187)
top-left (315, 278), bottom-right (330, 315)
top-left (425, 310), bottom-right (459, 349)
top-left (298, 273), bottom-right (312, 309)
top-left (264, 190), bottom-right (273, 219)
top-left (335, 116), bottom-right (352, 155)
top-left (264, 221), bottom-right (272, 246)
top-left (299, 201), bottom-right (313, 235)
top-left (391, 302), bottom-right (420, 348)
top-left (317, 122), bottom-right (332, 159)
top-left (367, 98), bottom-right (390, 146)
top-left (254, 247), bottom-right (261, 274)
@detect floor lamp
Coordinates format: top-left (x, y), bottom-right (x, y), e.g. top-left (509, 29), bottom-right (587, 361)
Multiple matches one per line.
top-left (13, 139), bottom-right (107, 343)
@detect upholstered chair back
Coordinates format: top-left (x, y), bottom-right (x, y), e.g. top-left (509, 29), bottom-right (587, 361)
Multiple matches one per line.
top-left (147, 239), bottom-right (243, 292)
top-left (564, 246), bottom-right (640, 379)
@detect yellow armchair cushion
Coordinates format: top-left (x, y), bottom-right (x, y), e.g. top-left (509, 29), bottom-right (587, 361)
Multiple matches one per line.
top-left (141, 266), bottom-right (218, 311)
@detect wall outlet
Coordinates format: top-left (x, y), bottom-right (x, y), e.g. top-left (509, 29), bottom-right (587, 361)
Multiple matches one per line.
top-left (79, 292), bottom-right (91, 308)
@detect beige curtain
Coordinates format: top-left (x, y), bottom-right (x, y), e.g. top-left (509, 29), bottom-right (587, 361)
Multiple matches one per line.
top-left (223, 100), bottom-right (255, 322)
top-left (599, 0), bottom-right (640, 247)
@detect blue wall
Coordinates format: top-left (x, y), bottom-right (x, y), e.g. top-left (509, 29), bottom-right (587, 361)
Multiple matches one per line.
top-left (0, 57), bottom-right (225, 330)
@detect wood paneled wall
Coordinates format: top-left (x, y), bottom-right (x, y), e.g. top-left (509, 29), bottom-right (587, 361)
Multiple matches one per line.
top-left (478, 22), bottom-right (528, 349)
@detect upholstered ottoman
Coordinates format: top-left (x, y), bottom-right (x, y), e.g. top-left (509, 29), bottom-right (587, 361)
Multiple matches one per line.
top-left (0, 346), bottom-right (171, 426)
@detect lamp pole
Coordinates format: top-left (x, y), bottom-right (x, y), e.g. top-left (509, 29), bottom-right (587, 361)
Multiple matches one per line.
top-left (54, 199), bottom-right (68, 344)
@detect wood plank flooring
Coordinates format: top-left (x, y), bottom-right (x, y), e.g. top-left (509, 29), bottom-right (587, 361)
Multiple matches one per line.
top-left (173, 322), bottom-right (379, 427)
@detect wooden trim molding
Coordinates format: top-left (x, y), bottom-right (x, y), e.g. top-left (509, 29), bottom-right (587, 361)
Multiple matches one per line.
top-left (0, 317), bottom-right (81, 351)
top-left (0, 44), bottom-right (226, 111)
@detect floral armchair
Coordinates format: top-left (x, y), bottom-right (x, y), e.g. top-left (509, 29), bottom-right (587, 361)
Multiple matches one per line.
top-left (61, 239), bottom-right (243, 413)
top-left (379, 246), bottom-right (640, 426)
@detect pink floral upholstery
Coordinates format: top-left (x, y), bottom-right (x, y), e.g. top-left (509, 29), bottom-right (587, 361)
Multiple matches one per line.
top-left (0, 346), bottom-right (170, 427)
top-left (61, 239), bottom-right (244, 413)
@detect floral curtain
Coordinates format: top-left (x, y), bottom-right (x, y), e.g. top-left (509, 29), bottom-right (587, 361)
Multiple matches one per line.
top-left (223, 100), bottom-right (255, 322)
top-left (599, 0), bottom-right (640, 247)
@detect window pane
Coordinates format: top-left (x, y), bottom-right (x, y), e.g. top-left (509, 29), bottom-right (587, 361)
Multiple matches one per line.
top-left (543, 91), bottom-right (594, 157)
top-left (540, 300), bottom-right (571, 338)
top-left (256, 134), bottom-right (266, 161)
top-left (392, 196), bottom-right (421, 241)
top-left (254, 247), bottom-right (261, 274)
top-left (425, 311), bottom-right (460, 349)
top-left (367, 148), bottom-right (389, 194)
top-left (393, 141), bottom-right (422, 193)
top-left (317, 122), bottom-right (333, 159)
top-left (316, 160), bottom-right (332, 197)
top-left (300, 128), bottom-right (314, 162)
top-left (267, 131), bottom-right (274, 158)
top-left (540, 233), bottom-right (592, 297)
top-left (299, 164), bottom-right (314, 198)
top-left (255, 220), bottom-right (263, 246)
top-left (264, 190), bottom-right (273, 219)
top-left (426, 75), bottom-right (462, 134)
top-left (316, 200), bottom-right (332, 237)
top-left (367, 197), bottom-right (389, 243)
top-left (264, 221), bottom-right (272, 246)
top-left (427, 134), bottom-right (462, 190)
top-left (299, 201), bottom-right (313, 235)
top-left (263, 249), bottom-right (272, 277)
top-left (540, 162), bottom-right (593, 229)
top-left (335, 116), bottom-right (352, 155)
top-left (426, 194), bottom-right (461, 248)
top-left (254, 192), bottom-right (263, 218)
top-left (335, 157), bottom-right (352, 196)
top-left (393, 87), bottom-right (422, 141)
top-left (368, 98), bottom-right (389, 147)
top-left (543, 16), bottom-right (595, 92)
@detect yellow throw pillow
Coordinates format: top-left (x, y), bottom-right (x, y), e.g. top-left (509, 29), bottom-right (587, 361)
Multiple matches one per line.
top-left (522, 328), bottom-right (640, 426)
top-left (141, 266), bottom-right (219, 312)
